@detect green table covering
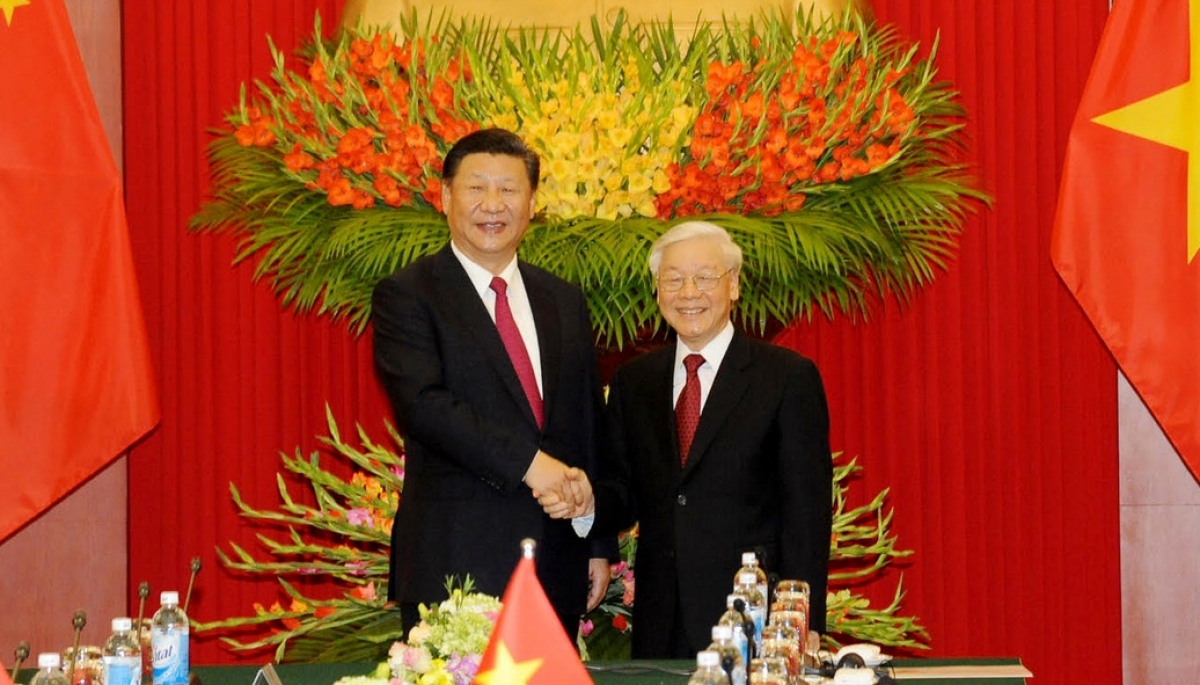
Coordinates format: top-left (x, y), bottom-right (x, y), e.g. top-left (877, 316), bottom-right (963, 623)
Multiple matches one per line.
top-left (187, 657), bottom-right (1028, 685)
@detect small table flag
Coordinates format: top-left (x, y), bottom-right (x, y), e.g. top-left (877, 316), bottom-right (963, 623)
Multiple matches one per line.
top-left (473, 541), bottom-right (592, 685)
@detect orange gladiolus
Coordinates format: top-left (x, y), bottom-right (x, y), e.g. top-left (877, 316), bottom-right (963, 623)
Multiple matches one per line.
top-left (314, 606), bottom-right (337, 620)
top-left (284, 144), bottom-right (315, 172)
top-left (326, 177), bottom-right (355, 206)
top-left (739, 92), bottom-right (764, 120)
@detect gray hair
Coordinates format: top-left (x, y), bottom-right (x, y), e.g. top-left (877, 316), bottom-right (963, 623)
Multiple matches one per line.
top-left (647, 221), bottom-right (744, 276)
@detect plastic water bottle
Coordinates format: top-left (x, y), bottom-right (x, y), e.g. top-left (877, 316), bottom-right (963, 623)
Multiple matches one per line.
top-left (734, 552), bottom-right (769, 609)
top-left (687, 650), bottom-right (731, 685)
top-left (734, 572), bottom-right (767, 654)
top-left (30, 654), bottom-right (70, 685)
top-left (708, 625), bottom-right (747, 685)
top-left (151, 591), bottom-right (189, 685)
top-left (102, 618), bottom-right (142, 685)
top-left (718, 593), bottom-right (752, 667)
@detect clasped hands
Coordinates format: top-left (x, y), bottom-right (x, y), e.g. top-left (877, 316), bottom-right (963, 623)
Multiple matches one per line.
top-left (524, 450), bottom-right (595, 519)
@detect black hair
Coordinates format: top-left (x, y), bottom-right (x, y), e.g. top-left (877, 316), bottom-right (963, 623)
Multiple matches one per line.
top-left (441, 128), bottom-right (540, 190)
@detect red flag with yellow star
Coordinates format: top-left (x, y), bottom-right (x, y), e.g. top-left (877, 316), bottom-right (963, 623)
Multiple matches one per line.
top-left (0, 658), bottom-right (14, 685)
top-left (1052, 0), bottom-right (1200, 479)
top-left (473, 553), bottom-right (592, 685)
top-left (0, 0), bottom-right (158, 540)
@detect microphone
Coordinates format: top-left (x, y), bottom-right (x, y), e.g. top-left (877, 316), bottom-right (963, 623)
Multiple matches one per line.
top-left (67, 610), bottom-right (87, 684)
top-left (732, 597), bottom-right (756, 659)
top-left (184, 557), bottom-right (202, 615)
top-left (11, 641), bottom-right (30, 682)
top-left (136, 582), bottom-right (151, 640)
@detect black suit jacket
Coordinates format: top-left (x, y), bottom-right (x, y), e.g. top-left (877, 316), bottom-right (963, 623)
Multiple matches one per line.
top-left (592, 330), bottom-right (832, 657)
top-left (371, 245), bottom-right (607, 622)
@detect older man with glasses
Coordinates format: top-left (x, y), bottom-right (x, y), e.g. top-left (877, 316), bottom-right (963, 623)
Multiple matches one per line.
top-left (543, 220), bottom-right (834, 659)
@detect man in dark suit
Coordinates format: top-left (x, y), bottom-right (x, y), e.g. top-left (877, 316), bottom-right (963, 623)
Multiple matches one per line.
top-left (371, 129), bottom-right (610, 634)
top-left (544, 220), bottom-right (833, 658)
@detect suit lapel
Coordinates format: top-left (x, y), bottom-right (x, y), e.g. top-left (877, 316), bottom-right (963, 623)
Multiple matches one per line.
top-left (522, 263), bottom-right (559, 425)
top-left (683, 330), bottom-right (752, 475)
top-left (645, 349), bottom-right (681, 471)
top-left (432, 247), bottom-right (539, 430)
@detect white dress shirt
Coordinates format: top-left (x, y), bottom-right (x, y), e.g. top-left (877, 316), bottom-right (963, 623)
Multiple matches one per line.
top-left (671, 320), bottom-right (735, 412)
top-left (450, 242), bottom-right (543, 396)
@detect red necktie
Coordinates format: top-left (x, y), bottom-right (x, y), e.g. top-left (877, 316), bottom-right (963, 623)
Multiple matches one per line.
top-left (676, 354), bottom-right (705, 466)
top-left (490, 277), bottom-right (544, 429)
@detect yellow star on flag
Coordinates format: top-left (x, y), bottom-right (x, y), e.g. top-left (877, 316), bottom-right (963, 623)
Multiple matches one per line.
top-left (1092, 0), bottom-right (1200, 262)
top-left (473, 643), bottom-right (544, 685)
top-left (0, 0), bottom-right (31, 26)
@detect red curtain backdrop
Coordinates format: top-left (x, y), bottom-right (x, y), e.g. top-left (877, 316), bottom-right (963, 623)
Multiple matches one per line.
top-left (122, 2), bottom-right (1119, 684)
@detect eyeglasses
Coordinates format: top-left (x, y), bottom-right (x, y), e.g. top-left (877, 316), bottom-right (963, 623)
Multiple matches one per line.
top-left (657, 270), bottom-right (733, 293)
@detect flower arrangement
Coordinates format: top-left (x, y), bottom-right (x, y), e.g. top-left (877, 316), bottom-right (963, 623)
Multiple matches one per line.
top-left (195, 409), bottom-right (927, 661)
top-left (191, 7), bottom-right (984, 347)
top-left (322, 579), bottom-right (500, 685)
top-left (382, 578), bottom-right (500, 685)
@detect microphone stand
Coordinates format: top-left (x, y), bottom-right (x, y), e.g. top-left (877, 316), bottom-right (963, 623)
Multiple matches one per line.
top-left (10, 641), bottom-right (30, 683)
top-left (67, 611), bottom-right (87, 685)
top-left (183, 557), bottom-right (201, 615)
top-left (135, 582), bottom-right (150, 635)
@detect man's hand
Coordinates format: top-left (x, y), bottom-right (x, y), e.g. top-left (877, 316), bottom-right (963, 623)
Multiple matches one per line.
top-left (586, 558), bottom-right (611, 611)
top-left (524, 450), bottom-right (575, 498)
top-left (535, 467), bottom-right (595, 518)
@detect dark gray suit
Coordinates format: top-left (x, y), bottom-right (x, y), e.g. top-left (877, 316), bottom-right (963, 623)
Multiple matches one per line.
top-left (592, 331), bottom-right (832, 657)
top-left (372, 245), bottom-right (606, 626)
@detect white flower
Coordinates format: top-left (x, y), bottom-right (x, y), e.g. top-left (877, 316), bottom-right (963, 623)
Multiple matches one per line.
top-left (407, 621), bottom-right (432, 645)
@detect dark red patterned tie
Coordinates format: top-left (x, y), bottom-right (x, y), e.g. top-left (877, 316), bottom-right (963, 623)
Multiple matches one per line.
top-left (675, 354), bottom-right (705, 466)
top-left (490, 277), bottom-right (544, 429)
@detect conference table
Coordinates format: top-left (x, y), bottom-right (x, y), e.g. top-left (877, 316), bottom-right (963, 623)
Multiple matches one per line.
top-left (189, 657), bottom-right (1031, 685)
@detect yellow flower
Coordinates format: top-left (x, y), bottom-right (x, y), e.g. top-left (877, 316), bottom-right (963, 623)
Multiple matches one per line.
top-left (626, 173), bottom-right (652, 195)
top-left (652, 169), bottom-right (672, 194)
top-left (595, 110), bottom-right (620, 131)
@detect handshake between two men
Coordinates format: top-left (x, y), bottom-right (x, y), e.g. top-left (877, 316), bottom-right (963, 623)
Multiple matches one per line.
top-left (524, 450), bottom-right (594, 520)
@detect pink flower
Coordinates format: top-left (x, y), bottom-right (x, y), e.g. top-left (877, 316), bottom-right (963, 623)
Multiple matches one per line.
top-left (346, 508), bottom-right (374, 528)
top-left (579, 619), bottom-right (594, 637)
top-left (622, 578), bottom-right (635, 606)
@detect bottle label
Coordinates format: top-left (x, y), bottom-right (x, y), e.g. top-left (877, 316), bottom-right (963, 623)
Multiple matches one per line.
top-left (749, 606), bottom-right (766, 651)
top-left (103, 656), bottom-right (141, 685)
top-left (151, 630), bottom-right (189, 685)
top-left (734, 630), bottom-right (749, 675)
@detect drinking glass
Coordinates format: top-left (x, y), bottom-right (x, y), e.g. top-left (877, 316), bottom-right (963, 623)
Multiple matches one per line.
top-left (761, 623), bottom-right (802, 683)
top-left (748, 656), bottom-right (789, 685)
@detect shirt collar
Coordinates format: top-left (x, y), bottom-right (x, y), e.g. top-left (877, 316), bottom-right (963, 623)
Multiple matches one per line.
top-left (674, 320), bottom-right (735, 372)
top-left (450, 241), bottom-right (521, 297)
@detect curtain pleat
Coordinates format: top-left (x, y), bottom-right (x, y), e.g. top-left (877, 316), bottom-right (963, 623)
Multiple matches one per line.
top-left (124, 1), bottom-right (1121, 681)
top-left (775, 2), bottom-right (1117, 682)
